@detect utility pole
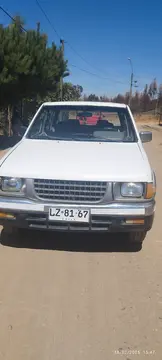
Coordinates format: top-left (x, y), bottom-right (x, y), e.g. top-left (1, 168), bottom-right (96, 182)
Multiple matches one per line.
top-left (60, 39), bottom-right (64, 101)
top-left (128, 58), bottom-right (133, 107)
top-left (129, 72), bottom-right (133, 107)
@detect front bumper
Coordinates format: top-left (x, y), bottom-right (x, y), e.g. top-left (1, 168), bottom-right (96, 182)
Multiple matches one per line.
top-left (0, 197), bottom-right (155, 232)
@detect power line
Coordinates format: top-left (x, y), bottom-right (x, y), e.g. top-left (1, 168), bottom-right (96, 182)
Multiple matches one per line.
top-left (35, 0), bottom-right (128, 84)
top-left (36, 0), bottom-right (98, 70)
top-left (66, 42), bottom-right (105, 75)
top-left (67, 42), bottom-right (124, 81)
top-left (35, 0), bottom-right (61, 40)
top-left (36, 0), bottom-right (96, 69)
top-left (70, 64), bottom-right (127, 84)
top-left (70, 64), bottom-right (102, 78)
top-left (0, 5), bottom-right (27, 32)
top-left (0, 2), bottom-right (128, 86)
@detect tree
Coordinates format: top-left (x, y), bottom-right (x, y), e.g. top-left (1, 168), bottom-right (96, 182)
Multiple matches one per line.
top-left (82, 77), bottom-right (159, 114)
top-left (148, 78), bottom-right (158, 100)
top-left (113, 94), bottom-right (125, 103)
top-left (158, 84), bottom-right (162, 107)
top-left (131, 91), bottom-right (140, 112)
top-left (62, 83), bottom-right (83, 101)
top-left (87, 94), bottom-right (99, 101)
top-left (0, 17), bottom-right (68, 133)
top-left (140, 85), bottom-right (150, 112)
top-left (155, 84), bottom-right (162, 114)
top-left (99, 95), bottom-right (110, 102)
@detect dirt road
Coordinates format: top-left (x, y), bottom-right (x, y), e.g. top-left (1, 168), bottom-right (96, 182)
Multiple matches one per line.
top-left (0, 129), bottom-right (162, 359)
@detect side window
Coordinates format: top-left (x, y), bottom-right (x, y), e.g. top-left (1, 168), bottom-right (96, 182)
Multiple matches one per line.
top-left (44, 110), bottom-right (56, 131)
top-left (96, 112), bottom-right (121, 130)
top-left (60, 111), bottom-right (69, 123)
top-left (44, 111), bottom-right (51, 132)
top-left (111, 113), bottom-right (120, 126)
top-left (119, 112), bottom-right (133, 137)
top-left (102, 112), bottom-right (120, 126)
top-left (119, 112), bottom-right (128, 132)
top-left (31, 110), bottom-right (47, 134)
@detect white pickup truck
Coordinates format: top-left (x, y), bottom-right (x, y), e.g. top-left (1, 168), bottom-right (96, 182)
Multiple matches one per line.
top-left (0, 102), bottom-right (156, 247)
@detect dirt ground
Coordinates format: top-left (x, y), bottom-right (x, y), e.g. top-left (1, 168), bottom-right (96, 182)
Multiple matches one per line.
top-left (135, 113), bottom-right (159, 125)
top-left (0, 128), bottom-right (162, 359)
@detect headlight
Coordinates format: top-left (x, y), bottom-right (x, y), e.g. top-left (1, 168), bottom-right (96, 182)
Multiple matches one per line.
top-left (121, 182), bottom-right (144, 198)
top-left (0, 177), bottom-right (24, 192)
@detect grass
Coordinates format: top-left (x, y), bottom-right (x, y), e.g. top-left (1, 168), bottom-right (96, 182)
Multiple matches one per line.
top-left (134, 113), bottom-right (158, 124)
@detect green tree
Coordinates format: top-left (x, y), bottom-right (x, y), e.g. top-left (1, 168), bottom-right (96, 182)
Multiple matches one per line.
top-left (62, 83), bottom-right (83, 101)
top-left (0, 17), bottom-right (68, 133)
top-left (87, 94), bottom-right (99, 101)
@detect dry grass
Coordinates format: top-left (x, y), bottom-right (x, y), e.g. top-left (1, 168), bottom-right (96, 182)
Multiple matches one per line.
top-left (134, 113), bottom-right (158, 124)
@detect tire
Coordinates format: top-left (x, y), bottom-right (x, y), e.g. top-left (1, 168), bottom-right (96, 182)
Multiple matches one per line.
top-left (3, 225), bottom-right (20, 235)
top-left (128, 231), bottom-right (147, 250)
top-left (129, 231), bottom-right (146, 243)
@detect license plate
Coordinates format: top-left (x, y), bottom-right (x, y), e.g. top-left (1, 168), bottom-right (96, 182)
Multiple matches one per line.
top-left (49, 208), bottom-right (90, 223)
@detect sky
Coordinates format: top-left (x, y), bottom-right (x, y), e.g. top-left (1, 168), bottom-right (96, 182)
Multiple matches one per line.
top-left (0, 0), bottom-right (162, 97)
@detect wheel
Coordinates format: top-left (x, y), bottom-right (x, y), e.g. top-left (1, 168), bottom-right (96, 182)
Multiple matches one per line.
top-left (3, 225), bottom-right (26, 236)
top-left (128, 231), bottom-right (147, 250)
top-left (3, 225), bottom-right (19, 235)
top-left (129, 231), bottom-right (146, 243)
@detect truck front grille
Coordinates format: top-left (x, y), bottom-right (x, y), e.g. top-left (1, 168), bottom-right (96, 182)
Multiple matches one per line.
top-left (34, 179), bottom-right (107, 203)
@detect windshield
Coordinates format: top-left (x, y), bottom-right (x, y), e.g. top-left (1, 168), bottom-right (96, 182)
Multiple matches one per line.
top-left (26, 105), bottom-right (137, 143)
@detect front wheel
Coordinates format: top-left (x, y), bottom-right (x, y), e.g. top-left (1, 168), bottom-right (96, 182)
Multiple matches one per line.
top-left (129, 231), bottom-right (146, 243)
top-left (3, 225), bottom-right (19, 235)
top-left (3, 225), bottom-right (25, 236)
top-left (128, 231), bottom-right (147, 250)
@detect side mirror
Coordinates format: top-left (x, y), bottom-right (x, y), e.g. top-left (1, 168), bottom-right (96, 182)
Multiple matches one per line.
top-left (139, 131), bottom-right (152, 143)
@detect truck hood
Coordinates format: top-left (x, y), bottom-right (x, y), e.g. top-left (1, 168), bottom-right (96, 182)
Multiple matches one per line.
top-left (0, 139), bottom-right (151, 182)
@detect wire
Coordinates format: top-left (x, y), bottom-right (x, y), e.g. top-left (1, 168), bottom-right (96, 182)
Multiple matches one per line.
top-left (0, 3), bottom-right (132, 87)
top-left (35, 0), bottom-right (61, 40)
top-left (67, 42), bottom-right (123, 81)
top-left (0, 3), bottom-right (128, 85)
top-left (0, 5), bottom-right (27, 32)
top-left (70, 64), bottom-right (101, 78)
top-left (70, 64), bottom-right (127, 84)
top-left (36, 0), bottom-right (96, 68)
top-left (66, 42), bottom-right (104, 74)
top-left (35, 0), bottom-right (128, 84)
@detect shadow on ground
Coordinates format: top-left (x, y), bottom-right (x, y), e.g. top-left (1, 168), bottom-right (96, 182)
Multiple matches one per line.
top-left (0, 229), bottom-right (142, 253)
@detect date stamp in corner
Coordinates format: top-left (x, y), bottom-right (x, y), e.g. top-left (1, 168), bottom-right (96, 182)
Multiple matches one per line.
top-left (113, 349), bottom-right (156, 356)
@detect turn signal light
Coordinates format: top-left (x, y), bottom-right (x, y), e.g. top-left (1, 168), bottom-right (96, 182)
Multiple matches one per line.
top-left (145, 183), bottom-right (156, 199)
top-left (125, 219), bottom-right (144, 225)
top-left (0, 213), bottom-right (15, 219)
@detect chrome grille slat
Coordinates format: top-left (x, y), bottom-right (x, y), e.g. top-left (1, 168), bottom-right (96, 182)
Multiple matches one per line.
top-left (34, 179), bottom-right (107, 203)
top-left (34, 188), bottom-right (103, 194)
top-left (34, 182), bottom-right (105, 189)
